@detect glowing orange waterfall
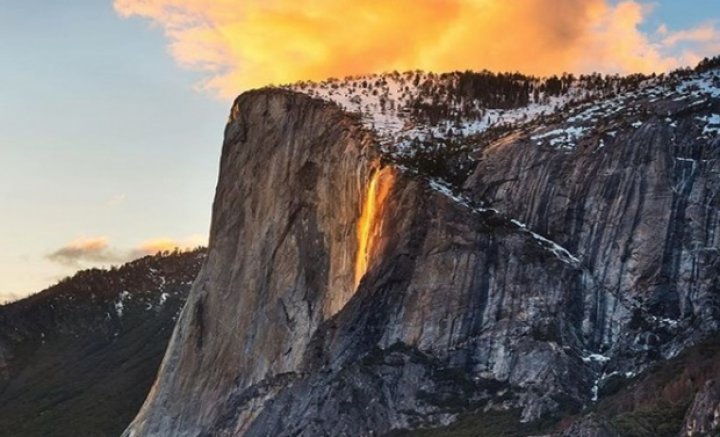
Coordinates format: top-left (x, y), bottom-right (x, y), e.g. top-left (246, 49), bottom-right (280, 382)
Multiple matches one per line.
top-left (354, 167), bottom-right (394, 288)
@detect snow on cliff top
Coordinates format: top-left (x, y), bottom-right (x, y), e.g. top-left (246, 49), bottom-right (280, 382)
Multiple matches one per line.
top-left (281, 67), bottom-right (720, 157)
top-left (283, 71), bottom-right (581, 157)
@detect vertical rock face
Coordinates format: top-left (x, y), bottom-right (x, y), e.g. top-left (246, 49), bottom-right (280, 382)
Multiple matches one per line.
top-left (465, 99), bottom-right (720, 373)
top-left (126, 68), bottom-right (720, 436)
top-left (242, 184), bottom-right (595, 435)
top-left (126, 90), bottom-right (385, 435)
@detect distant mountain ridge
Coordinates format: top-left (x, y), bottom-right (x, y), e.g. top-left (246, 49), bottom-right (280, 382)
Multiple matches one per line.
top-left (0, 248), bottom-right (205, 437)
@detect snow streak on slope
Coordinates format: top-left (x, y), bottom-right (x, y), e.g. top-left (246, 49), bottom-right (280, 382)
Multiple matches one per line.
top-left (528, 68), bottom-right (720, 150)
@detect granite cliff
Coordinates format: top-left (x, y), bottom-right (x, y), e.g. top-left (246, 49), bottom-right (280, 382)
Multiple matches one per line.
top-left (125, 61), bottom-right (720, 436)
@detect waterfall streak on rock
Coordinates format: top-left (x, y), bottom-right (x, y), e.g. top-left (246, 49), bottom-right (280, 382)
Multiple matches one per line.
top-left (355, 168), bottom-right (394, 288)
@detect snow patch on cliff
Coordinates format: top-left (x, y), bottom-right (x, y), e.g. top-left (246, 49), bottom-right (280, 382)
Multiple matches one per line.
top-left (531, 126), bottom-right (588, 149)
top-left (427, 178), bottom-right (581, 267)
top-left (115, 291), bottom-right (130, 317)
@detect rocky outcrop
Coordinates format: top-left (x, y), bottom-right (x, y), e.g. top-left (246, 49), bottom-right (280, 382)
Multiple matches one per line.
top-left (681, 379), bottom-right (720, 436)
top-left (558, 414), bottom-right (620, 437)
top-left (125, 90), bottom-right (385, 436)
top-left (126, 66), bottom-right (720, 436)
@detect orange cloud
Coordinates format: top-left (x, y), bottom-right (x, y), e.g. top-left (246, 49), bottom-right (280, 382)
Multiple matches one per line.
top-left (659, 23), bottom-right (720, 47)
top-left (114, 0), bottom-right (720, 98)
top-left (131, 234), bottom-right (207, 257)
top-left (47, 237), bottom-right (122, 266)
top-left (47, 235), bottom-right (207, 267)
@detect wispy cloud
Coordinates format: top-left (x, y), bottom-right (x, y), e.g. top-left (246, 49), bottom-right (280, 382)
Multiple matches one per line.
top-left (106, 193), bottom-right (127, 207)
top-left (46, 235), bottom-right (207, 268)
top-left (46, 237), bottom-right (124, 267)
top-left (114, 0), bottom-right (720, 98)
top-left (128, 234), bottom-right (207, 259)
top-left (658, 21), bottom-right (720, 54)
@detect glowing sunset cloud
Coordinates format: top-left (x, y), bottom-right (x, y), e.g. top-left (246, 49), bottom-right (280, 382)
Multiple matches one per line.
top-left (114, 0), bottom-right (720, 98)
top-left (46, 235), bottom-right (207, 268)
top-left (46, 237), bottom-right (120, 266)
top-left (132, 235), bottom-right (208, 257)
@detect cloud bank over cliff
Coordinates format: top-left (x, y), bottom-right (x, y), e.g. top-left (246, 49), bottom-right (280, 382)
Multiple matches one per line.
top-left (114, 0), bottom-right (720, 97)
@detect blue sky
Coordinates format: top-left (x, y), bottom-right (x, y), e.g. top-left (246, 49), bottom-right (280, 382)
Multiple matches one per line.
top-left (1, 0), bottom-right (719, 302)
top-left (0, 2), bottom-right (227, 301)
top-left (639, 1), bottom-right (717, 30)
